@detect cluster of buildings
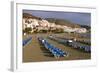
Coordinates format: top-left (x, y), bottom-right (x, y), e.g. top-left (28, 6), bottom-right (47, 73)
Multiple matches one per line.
top-left (22, 17), bottom-right (87, 34)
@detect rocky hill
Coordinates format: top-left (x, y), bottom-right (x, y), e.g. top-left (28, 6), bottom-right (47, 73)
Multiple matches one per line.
top-left (45, 18), bottom-right (81, 28)
top-left (23, 13), bottom-right (81, 28)
top-left (22, 13), bottom-right (87, 34)
top-left (23, 13), bottom-right (42, 20)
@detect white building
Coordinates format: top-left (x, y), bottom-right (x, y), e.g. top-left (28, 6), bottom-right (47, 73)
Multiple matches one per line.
top-left (22, 18), bottom-right (87, 33)
top-left (74, 28), bottom-right (87, 33)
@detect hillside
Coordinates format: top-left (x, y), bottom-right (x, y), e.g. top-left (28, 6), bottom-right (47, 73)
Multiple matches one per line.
top-left (23, 13), bottom-right (81, 28)
top-left (23, 13), bottom-right (42, 20)
top-left (80, 25), bottom-right (91, 30)
top-left (23, 13), bottom-right (88, 34)
top-left (45, 18), bottom-right (81, 28)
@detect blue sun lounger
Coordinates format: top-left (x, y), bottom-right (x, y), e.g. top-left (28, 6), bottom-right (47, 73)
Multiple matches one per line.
top-left (48, 36), bottom-right (91, 52)
top-left (38, 37), bottom-right (69, 58)
top-left (23, 37), bottom-right (32, 46)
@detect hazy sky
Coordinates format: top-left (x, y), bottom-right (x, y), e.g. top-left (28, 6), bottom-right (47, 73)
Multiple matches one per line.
top-left (23, 10), bottom-right (91, 26)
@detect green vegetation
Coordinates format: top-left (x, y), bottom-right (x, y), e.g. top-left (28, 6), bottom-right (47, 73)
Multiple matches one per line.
top-left (23, 27), bottom-right (32, 34)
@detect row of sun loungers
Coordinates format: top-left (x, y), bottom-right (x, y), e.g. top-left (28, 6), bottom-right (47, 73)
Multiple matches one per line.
top-left (38, 37), bottom-right (69, 58)
top-left (23, 37), bottom-right (32, 46)
top-left (76, 39), bottom-right (91, 45)
top-left (48, 36), bottom-right (91, 52)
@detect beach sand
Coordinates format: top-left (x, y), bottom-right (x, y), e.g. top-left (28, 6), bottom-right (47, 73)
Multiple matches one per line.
top-left (23, 33), bottom-right (91, 63)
